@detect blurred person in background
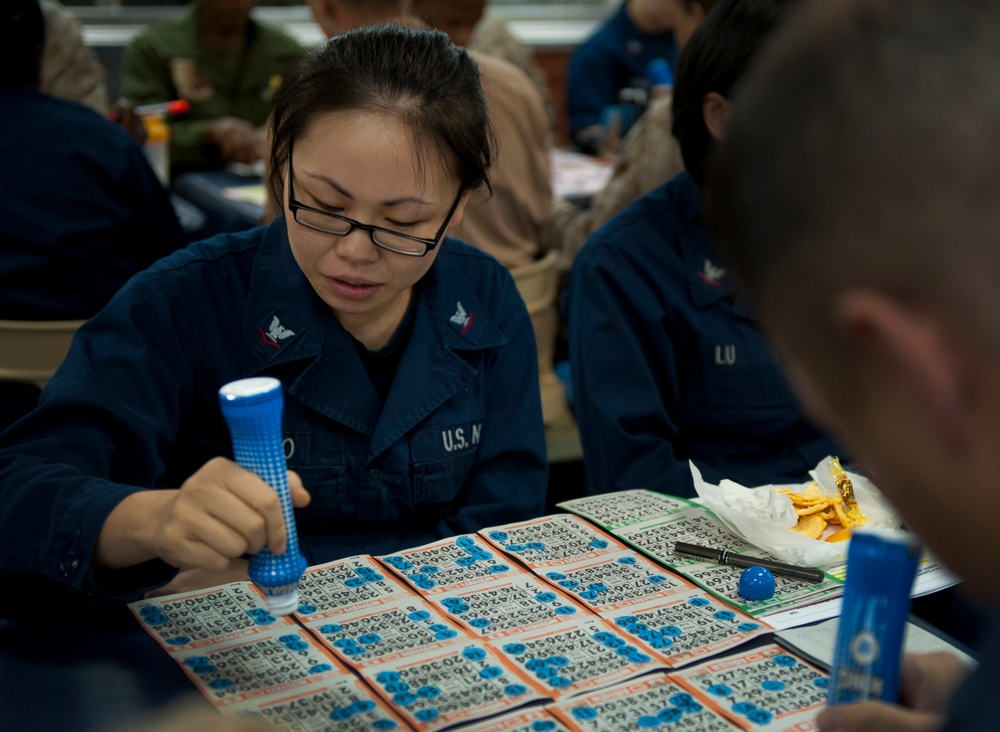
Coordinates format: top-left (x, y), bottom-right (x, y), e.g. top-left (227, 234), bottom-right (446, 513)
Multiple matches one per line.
top-left (566, 0), bottom-right (678, 155)
top-left (550, 0), bottom-right (717, 272)
top-left (121, 0), bottom-right (303, 178)
top-left (0, 0), bottom-right (185, 428)
top-left (564, 0), bottom-right (838, 498)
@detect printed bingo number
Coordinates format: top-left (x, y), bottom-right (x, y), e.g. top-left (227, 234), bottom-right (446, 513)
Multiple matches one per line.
top-left (295, 557), bottom-right (410, 618)
top-left (431, 577), bottom-right (582, 639)
top-left (550, 672), bottom-right (736, 732)
top-left (175, 631), bottom-right (342, 706)
top-left (381, 535), bottom-right (518, 595)
top-left (675, 644), bottom-right (828, 728)
top-left (363, 642), bottom-right (543, 729)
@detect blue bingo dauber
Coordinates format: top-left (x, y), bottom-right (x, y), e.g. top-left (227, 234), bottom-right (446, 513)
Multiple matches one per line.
top-left (219, 377), bottom-right (307, 615)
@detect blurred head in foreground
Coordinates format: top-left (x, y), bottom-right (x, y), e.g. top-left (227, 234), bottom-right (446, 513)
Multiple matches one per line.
top-left (711, 0), bottom-right (1000, 603)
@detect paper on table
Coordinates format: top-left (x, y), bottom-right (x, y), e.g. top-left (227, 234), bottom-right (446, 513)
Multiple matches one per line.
top-left (692, 457), bottom-right (902, 567)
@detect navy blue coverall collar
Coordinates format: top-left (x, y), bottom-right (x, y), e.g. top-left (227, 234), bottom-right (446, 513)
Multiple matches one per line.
top-left (676, 172), bottom-right (757, 321)
top-left (240, 221), bottom-right (508, 463)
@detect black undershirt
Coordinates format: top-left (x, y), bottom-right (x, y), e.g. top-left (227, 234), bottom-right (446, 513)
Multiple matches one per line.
top-left (351, 292), bottom-right (419, 404)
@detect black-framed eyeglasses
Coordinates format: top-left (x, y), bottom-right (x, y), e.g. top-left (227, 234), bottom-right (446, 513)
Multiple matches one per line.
top-left (286, 142), bottom-right (462, 257)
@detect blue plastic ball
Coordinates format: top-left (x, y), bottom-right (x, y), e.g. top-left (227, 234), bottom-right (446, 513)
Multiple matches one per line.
top-left (738, 566), bottom-right (776, 601)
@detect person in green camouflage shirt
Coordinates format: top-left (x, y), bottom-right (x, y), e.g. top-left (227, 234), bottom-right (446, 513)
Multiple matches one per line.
top-left (121, 0), bottom-right (303, 177)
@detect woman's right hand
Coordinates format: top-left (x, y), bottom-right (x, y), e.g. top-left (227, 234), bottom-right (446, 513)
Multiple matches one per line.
top-left (95, 459), bottom-right (310, 571)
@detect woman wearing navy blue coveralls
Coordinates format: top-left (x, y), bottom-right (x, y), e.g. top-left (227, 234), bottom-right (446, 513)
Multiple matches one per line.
top-left (0, 25), bottom-right (547, 608)
top-left (564, 0), bottom-right (838, 498)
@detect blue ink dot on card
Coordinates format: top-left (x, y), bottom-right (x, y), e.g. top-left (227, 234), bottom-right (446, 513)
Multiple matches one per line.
top-left (592, 632), bottom-right (613, 644)
top-left (617, 556), bottom-right (636, 565)
top-left (688, 597), bottom-right (710, 607)
top-left (470, 618), bottom-right (491, 628)
top-left (408, 573), bottom-right (427, 582)
top-left (184, 657), bottom-right (209, 667)
top-left (254, 615), bottom-right (276, 626)
top-left (629, 653), bottom-right (651, 664)
top-left (749, 710), bottom-right (774, 724)
top-left (359, 634), bottom-right (381, 645)
top-left (814, 677), bottom-right (830, 688)
top-left (663, 625), bottom-right (683, 637)
top-left (463, 648), bottom-right (488, 662)
top-left (435, 631), bottom-right (457, 641)
top-left (421, 566), bottom-right (439, 574)
top-left (208, 679), bottom-right (233, 690)
top-left (549, 656), bottom-right (569, 667)
top-left (139, 606), bottom-right (157, 615)
top-left (286, 641), bottom-right (309, 652)
top-left (417, 580), bottom-right (436, 590)
top-left (762, 680), bottom-right (786, 691)
top-left (345, 578), bottom-right (365, 588)
top-left (334, 639), bottom-right (351, 648)
top-left (330, 707), bottom-right (353, 721)
top-left (637, 715), bottom-right (660, 728)
top-left (409, 611), bottom-right (431, 621)
top-left (372, 721), bottom-right (397, 731)
top-left (346, 647), bottom-right (366, 657)
top-left (581, 591), bottom-right (598, 601)
top-left (385, 682), bottom-right (409, 694)
top-left (670, 694), bottom-right (693, 706)
top-left (385, 556), bottom-right (403, 565)
top-left (506, 545), bottom-right (524, 553)
top-left (589, 540), bottom-right (609, 549)
top-left (554, 606), bottom-right (577, 615)
top-left (376, 671), bottom-right (400, 684)
top-left (480, 666), bottom-right (504, 679)
top-left (559, 580), bottom-right (580, 589)
top-left (732, 703), bottom-right (757, 715)
top-left (399, 561), bottom-right (413, 571)
top-left (368, 574), bottom-right (385, 582)
top-left (526, 542), bottom-right (545, 551)
top-left (709, 684), bottom-right (732, 697)
top-left (309, 664), bottom-right (332, 674)
top-left (166, 636), bottom-right (189, 645)
top-left (353, 701), bottom-right (376, 713)
top-left (536, 592), bottom-right (557, 603)
top-left (504, 643), bottom-right (527, 654)
top-left (546, 572), bottom-right (566, 581)
top-left (714, 610), bottom-right (737, 622)
top-left (417, 686), bottom-right (441, 699)
top-left (456, 537), bottom-right (475, 548)
top-left (442, 598), bottom-right (462, 608)
top-left (738, 623), bottom-right (760, 632)
top-left (774, 655), bottom-right (798, 668)
top-left (658, 708), bottom-right (683, 723)
top-left (415, 709), bottom-right (439, 722)
top-left (356, 566), bottom-right (375, 575)
top-left (456, 557), bottom-right (476, 567)
top-left (550, 676), bottom-right (572, 688)
top-left (648, 576), bottom-right (666, 585)
top-left (489, 564), bottom-right (509, 573)
top-left (393, 692), bottom-right (418, 707)
top-left (573, 707), bottom-right (598, 721)
top-left (531, 721), bottom-right (555, 731)
top-left (297, 604), bottom-right (318, 614)
top-left (525, 659), bottom-right (544, 671)
top-left (504, 684), bottom-right (528, 697)
top-left (605, 636), bottom-right (626, 650)
top-left (489, 531), bottom-right (508, 541)
top-left (429, 624), bottom-right (449, 632)
top-left (587, 583), bottom-right (608, 593)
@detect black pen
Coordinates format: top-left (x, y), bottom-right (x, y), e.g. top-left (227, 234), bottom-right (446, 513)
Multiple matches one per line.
top-left (673, 541), bottom-right (826, 584)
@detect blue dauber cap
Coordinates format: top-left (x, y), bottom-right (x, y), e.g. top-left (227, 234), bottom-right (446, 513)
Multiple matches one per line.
top-left (738, 566), bottom-right (776, 601)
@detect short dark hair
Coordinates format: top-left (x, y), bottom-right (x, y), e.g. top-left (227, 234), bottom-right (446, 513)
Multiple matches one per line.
top-left (710, 0), bottom-right (1000, 325)
top-left (268, 24), bottom-right (492, 209)
top-left (671, 0), bottom-right (798, 185)
top-left (0, 0), bottom-right (45, 88)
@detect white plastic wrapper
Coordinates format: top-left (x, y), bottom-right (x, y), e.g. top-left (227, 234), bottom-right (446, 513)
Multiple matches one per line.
top-left (691, 457), bottom-right (902, 567)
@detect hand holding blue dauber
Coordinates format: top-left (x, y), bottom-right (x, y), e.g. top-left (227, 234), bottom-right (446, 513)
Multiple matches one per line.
top-left (219, 377), bottom-right (308, 614)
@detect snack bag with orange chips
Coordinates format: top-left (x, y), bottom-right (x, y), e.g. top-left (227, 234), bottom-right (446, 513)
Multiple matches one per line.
top-left (691, 456), bottom-right (902, 567)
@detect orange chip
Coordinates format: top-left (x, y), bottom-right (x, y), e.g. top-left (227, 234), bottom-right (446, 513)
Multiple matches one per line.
top-left (826, 528), bottom-right (852, 543)
top-left (790, 514), bottom-right (827, 539)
